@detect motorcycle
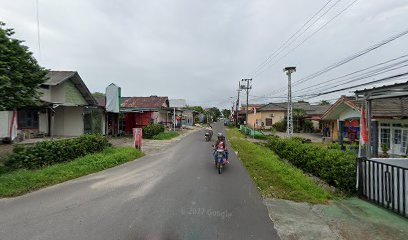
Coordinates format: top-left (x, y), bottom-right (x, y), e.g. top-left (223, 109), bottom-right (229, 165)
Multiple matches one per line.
top-left (214, 148), bottom-right (228, 174)
top-left (205, 132), bottom-right (212, 141)
top-left (204, 128), bottom-right (213, 142)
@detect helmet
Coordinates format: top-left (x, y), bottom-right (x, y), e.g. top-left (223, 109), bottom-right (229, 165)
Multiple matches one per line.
top-left (217, 133), bottom-right (224, 140)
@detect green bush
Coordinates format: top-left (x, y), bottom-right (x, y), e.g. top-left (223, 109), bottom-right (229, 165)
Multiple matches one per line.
top-left (5, 134), bottom-right (111, 170)
top-left (151, 131), bottom-right (179, 140)
top-left (302, 120), bottom-right (314, 133)
top-left (267, 136), bottom-right (356, 193)
top-left (142, 123), bottom-right (165, 139)
top-left (328, 143), bottom-right (341, 150)
top-left (226, 122), bottom-right (236, 128)
top-left (0, 166), bottom-right (6, 175)
top-left (272, 120), bottom-right (286, 132)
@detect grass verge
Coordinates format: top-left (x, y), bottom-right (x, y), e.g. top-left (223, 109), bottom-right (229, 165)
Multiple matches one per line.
top-left (227, 128), bottom-right (333, 204)
top-left (152, 131), bottom-right (180, 140)
top-left (0, 147), bottom-right (143, 198)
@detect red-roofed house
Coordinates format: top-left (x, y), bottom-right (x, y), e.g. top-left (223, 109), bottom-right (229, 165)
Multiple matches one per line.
top-left (120, 96), bottom-right (170, 134)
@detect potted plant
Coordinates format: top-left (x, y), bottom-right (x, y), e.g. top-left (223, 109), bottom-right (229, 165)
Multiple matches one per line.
top-left (380, 144), bottom-right (389, 158)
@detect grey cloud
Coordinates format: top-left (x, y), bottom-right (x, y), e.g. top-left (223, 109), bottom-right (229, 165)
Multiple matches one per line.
top-left (0, 0), bottom-right (407, 108)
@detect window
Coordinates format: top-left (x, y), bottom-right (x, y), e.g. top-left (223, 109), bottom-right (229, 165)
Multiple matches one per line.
top-left (380, 128), bottom-right (391, 148)
top-left (265, 118), bottom-right (272, 126)
top-left (18, 109), bottom-right (39, 129)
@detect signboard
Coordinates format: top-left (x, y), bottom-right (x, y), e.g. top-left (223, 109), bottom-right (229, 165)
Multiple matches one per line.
top-left (133, 128), bottom-right (143, 150)
top-left (169, 99), bottom-right (186, 108)
top-left (106, 83), bottom-right (121, 113)
top-left (0, 111), bottom-right (17, 142)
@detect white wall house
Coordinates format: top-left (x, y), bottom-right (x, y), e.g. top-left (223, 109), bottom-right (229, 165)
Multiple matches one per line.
top-left (17, 71), bottom-right (98, 139)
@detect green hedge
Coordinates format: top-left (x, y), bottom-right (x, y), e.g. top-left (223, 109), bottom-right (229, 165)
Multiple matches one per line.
top-left (5, 134), bottom-right (111, 170)
top-left (266, 136), bottom-right (356, 193)
top-left (142, 123), bottom-right (165, 139)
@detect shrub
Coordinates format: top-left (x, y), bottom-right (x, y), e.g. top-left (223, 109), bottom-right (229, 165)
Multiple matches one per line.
top-left (328, 143), bottom-right (341, 150)
top-left (151, 131), bottom-right (179, 140)
top-left (267, 137), bottom-right (357, 193)
top-left (226, 122), bottom-right (236, 128)
top-left (303, 120), bottom-right (314, 133)
top-left (254, 134), bottom-right (267, 140)
top-left (142, 123), bottom-right (165, 139)
top-left (272, 120), bottom-right (286, 132)
top-left (5, 134), bottom-right (111, 170)
top-left (0, 166), bottom-right (6, 175)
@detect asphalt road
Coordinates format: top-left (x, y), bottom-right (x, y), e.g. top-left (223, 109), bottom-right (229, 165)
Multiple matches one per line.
top-left (0, 122), bottom-right (280, 240)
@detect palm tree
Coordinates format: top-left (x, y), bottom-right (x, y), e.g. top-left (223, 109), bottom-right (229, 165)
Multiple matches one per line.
top-left (293, 108), bottom-right (306, 132)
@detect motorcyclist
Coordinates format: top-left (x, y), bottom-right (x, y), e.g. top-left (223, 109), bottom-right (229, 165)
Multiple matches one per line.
top-left (205, 124), bottom-right (213, 136)
top-left (213, 133), bottom-right (229, 163)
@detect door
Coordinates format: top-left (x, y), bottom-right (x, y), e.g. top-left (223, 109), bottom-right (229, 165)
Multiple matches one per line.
top-left (392, 128), bottom-right (402, 155)
top-left (401, 130), bottom-right (408, 155)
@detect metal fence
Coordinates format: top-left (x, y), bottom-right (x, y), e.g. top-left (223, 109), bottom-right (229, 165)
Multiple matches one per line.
top-left (357, 157), bottom-right (408, 218)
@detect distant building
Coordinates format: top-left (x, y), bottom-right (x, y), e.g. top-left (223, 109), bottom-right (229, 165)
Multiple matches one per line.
top-left (121, 96), bottom-right (170, 134)
top-left (247, 102), bottom-right (330, 130)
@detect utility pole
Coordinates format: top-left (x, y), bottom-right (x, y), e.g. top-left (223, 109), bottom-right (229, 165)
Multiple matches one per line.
top-left (241, 79), bottom-right (252, 126)
top-left (231, 101), bottom-right (235, 122)
top-left (284, 67), bottom-right (296, 137)
top-left (235, 81), bottom-right (241, 127)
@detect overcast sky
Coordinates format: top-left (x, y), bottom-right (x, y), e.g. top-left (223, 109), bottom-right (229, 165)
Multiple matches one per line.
top-left (1, 0), bottom-right (407, 108)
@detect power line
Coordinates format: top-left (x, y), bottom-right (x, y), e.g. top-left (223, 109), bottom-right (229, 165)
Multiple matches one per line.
top-left (296, 72), bottom-right (408, 99)
top-left (293, 27), bottom-right (408, 87)
top-left (251, 0), bottom-right (340, 78)
top-left (253, 0), bottom-right (358, 79)
top-left (271, 59), bottom-right (408, 100)
top-left (36, 0), bottom-right (41, 61)
top-left (292, 55), bottom-right (408, 94)
top-left (247, 0), bottom-right (359, 101)
top-left (298, 63), bottom-right (408, 97)
top-left (260, 16), bottom-right (408, 101)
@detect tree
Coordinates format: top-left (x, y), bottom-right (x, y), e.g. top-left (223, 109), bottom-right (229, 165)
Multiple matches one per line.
top-left (206, 107), bottom-right (221, 122)
top-left (222, 109), bottom-right (231, 118)
top-left (92, 92), bottom-right (105, 97)
top-left (186, 105), bottom-right (204, 113)
top-left (293, 108), bottom-right (306, 132)
top-left (0, 22), bottom-right (48, 110)
top-left (319, 100), bottom-right (330, 105)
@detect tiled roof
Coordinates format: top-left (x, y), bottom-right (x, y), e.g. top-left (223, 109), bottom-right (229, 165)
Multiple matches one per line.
top-left (258, 103), bottom-right (286, 111)
top-left (43, 71), bottom-right (97, 106)
top-left (355, 81), bottom-right (408, 94)
top-left (307, 105), bottom-right (332, 115)
top-left (259, 102), bottom-right (331, 115)
top-left (241, 104), bottom-right (265, 108)
top-left (322, 95), bottom-right (408, 119)
top-left (121, 96), bottom-right (169, 109)
top-left (94, 96), bottom-right (106, 107)
top-left (44, 71), bottom-right (76, 85)
top-left (372, 97), bottom-right (408, 117)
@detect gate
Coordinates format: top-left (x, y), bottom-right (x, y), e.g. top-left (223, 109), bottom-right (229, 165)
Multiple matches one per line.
top-left (357, 157), bottom-right (408, 218)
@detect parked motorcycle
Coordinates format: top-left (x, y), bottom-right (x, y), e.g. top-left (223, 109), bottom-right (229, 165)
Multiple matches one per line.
top-left (214, 149), bottom-right (228, 174)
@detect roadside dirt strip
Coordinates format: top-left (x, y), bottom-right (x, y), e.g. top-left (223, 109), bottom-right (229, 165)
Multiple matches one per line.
top-left (110, 127), bottom-right (201, 155)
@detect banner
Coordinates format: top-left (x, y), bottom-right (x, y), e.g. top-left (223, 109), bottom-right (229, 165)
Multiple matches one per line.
top-left (133, 128), bottom-right (143, 150)
top-left (360, 106), bottom-right (368, 144)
